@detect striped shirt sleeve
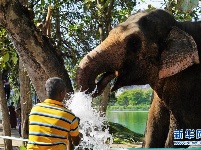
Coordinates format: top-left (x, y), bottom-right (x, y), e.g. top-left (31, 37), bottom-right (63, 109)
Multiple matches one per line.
top-left (70, 117), bottom-right (79, 137)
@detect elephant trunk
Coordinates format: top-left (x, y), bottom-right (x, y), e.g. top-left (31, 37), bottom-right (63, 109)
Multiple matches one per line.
top-left (76, 35), bottom-right (125, 96)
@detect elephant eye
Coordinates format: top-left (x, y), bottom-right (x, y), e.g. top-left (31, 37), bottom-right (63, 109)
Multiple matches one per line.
top-left (126, 35), bottom-right (142, 52)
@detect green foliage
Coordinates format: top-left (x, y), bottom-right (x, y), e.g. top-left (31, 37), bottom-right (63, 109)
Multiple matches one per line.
top-left (19, 146), bottom-right (27, 150)
top-left (106, 88), bottom-right (153, 111)
top-left (0, 27), bottom-right (19, 103)
top-left (178, 0), bottom-right (199, 12)
top-left (9, 88), bottom-right (20, 104)
top-left (0, 27), bottom-right (18, 69)
top-left (116, 88), bottom-right (152, 106)
top-left (164, 0), bottom-right (201, 21)
top-left (108, 122), bottom-right (143, 143)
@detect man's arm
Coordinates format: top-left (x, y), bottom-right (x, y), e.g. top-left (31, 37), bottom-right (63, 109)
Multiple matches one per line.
top-left (67, 135), bottom-right (74, 150)
top-left (70, 116), bottom-right (82, 146)
top-left (71, 133), bottom-right (82, 146)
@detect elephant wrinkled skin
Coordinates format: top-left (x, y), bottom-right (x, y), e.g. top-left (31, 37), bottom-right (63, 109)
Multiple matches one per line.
top-left (76, 9), bottom-right (201, 148)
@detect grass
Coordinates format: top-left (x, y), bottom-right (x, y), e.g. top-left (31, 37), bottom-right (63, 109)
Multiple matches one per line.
top-left (108, 122), bottom-right (144, 144)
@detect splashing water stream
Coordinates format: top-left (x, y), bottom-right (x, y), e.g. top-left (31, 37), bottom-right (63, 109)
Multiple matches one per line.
top-left (65, 92), bottom-right (113, 150)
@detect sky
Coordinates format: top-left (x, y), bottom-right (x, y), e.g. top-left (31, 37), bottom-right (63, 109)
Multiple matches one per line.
top-left (136, 0), bottom-right (165, 10)
top-left (135, 0), bottom-right (201, 20)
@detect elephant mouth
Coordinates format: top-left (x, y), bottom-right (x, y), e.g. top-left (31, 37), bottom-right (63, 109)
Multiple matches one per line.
top-left (92, 72), bottom-right (116, 97)
top-left (93, 70), bottom-right (123, 97)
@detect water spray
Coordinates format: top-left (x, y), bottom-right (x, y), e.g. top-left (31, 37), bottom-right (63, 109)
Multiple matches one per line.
top-left (66, 92), bottom-right (113, 150)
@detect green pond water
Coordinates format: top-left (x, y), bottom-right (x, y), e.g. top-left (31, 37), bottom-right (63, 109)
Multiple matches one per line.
top-left (106, 111), bottom-right (148, 134)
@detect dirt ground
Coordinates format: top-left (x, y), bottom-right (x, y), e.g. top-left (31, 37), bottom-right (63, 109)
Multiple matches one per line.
top-left (0, 124), bottom-right (142, 149)
top-left (0, 128), bottom-right (22, 150)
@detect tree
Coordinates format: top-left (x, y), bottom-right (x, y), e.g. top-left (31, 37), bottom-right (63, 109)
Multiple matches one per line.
top-left (164, 0), bottom-right (200, 21)
top-left (0, 0), bottom-right (73, 101)
top-left (19, 60), bottom-right (32, 144)
top-left (117, 91), bottom-right (130, 106)
top-left (0, 26), bottom-right (18, 149)
top-left (117, 88), bottom-right (152, 106)
top-left (0, 72), bottom-right (12, 150)
top-left (144, 88), bottom-right (153, 104)
top-left (95, 0), bottom-right (115, 115)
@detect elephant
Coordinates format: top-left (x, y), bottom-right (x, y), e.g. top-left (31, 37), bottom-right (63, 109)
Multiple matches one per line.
top-left (76, 9), bottom-right (201, 148)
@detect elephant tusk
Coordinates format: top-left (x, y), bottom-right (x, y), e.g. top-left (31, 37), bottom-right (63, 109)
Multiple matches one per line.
top-left (115, 71), bottom-right (118, 77)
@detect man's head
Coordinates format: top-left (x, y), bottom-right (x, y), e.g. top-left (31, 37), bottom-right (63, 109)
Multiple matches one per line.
top-left (45, 77), bottom-right (66, 101)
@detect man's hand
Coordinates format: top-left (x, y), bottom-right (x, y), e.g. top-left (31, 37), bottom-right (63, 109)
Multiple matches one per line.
top-left (71, 133), bottom-right (82, 146)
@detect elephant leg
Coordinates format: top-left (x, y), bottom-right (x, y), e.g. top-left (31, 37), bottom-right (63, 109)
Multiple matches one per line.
top-left (165, 111), bottom-right (176, 147)
top-left (165, 112), bottom-right (188, 148)
top-left (144, 91), bottom-right (170, 148)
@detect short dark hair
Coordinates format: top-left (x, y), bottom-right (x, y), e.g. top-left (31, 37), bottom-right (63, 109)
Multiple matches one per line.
top-left (45, 77), bottom-right (66, 99)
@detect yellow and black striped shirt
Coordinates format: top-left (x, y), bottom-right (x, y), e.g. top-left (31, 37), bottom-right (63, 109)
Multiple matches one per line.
top-left (27, 99), bottom-right (79, 150)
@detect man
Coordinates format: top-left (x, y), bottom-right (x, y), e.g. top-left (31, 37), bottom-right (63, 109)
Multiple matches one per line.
top-left (27, 77), bottom-right (81, 150)
top-left (8, 102), bottom-right (17, 129)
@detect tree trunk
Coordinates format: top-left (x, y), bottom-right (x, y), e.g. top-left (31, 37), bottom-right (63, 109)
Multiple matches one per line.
top-left (19, 59), bottom-right (32, 145)
top-left (0, 71), bottom-right (12, 150)
top-left (54, 5), bottom-right (74, 150)
top-left (55, 5), bottom-right (62, 49)
top-left (98, 17), bottom-right (110, 115)
top-left (0, 0), bottom-right (73, 101)
top-left (100, 84), bottom-right (110, 115)
top-left (97, 0), bottom-right (114, 115)
top-left (99, 13), bottom-right (110, 115)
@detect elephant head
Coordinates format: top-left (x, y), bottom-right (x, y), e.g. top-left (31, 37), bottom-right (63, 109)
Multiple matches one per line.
top-left (76, 9), bottom-right (199, 96)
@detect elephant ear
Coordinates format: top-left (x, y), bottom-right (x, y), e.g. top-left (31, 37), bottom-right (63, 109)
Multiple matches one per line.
top-left (159, 26), bottom-right (199, 79)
